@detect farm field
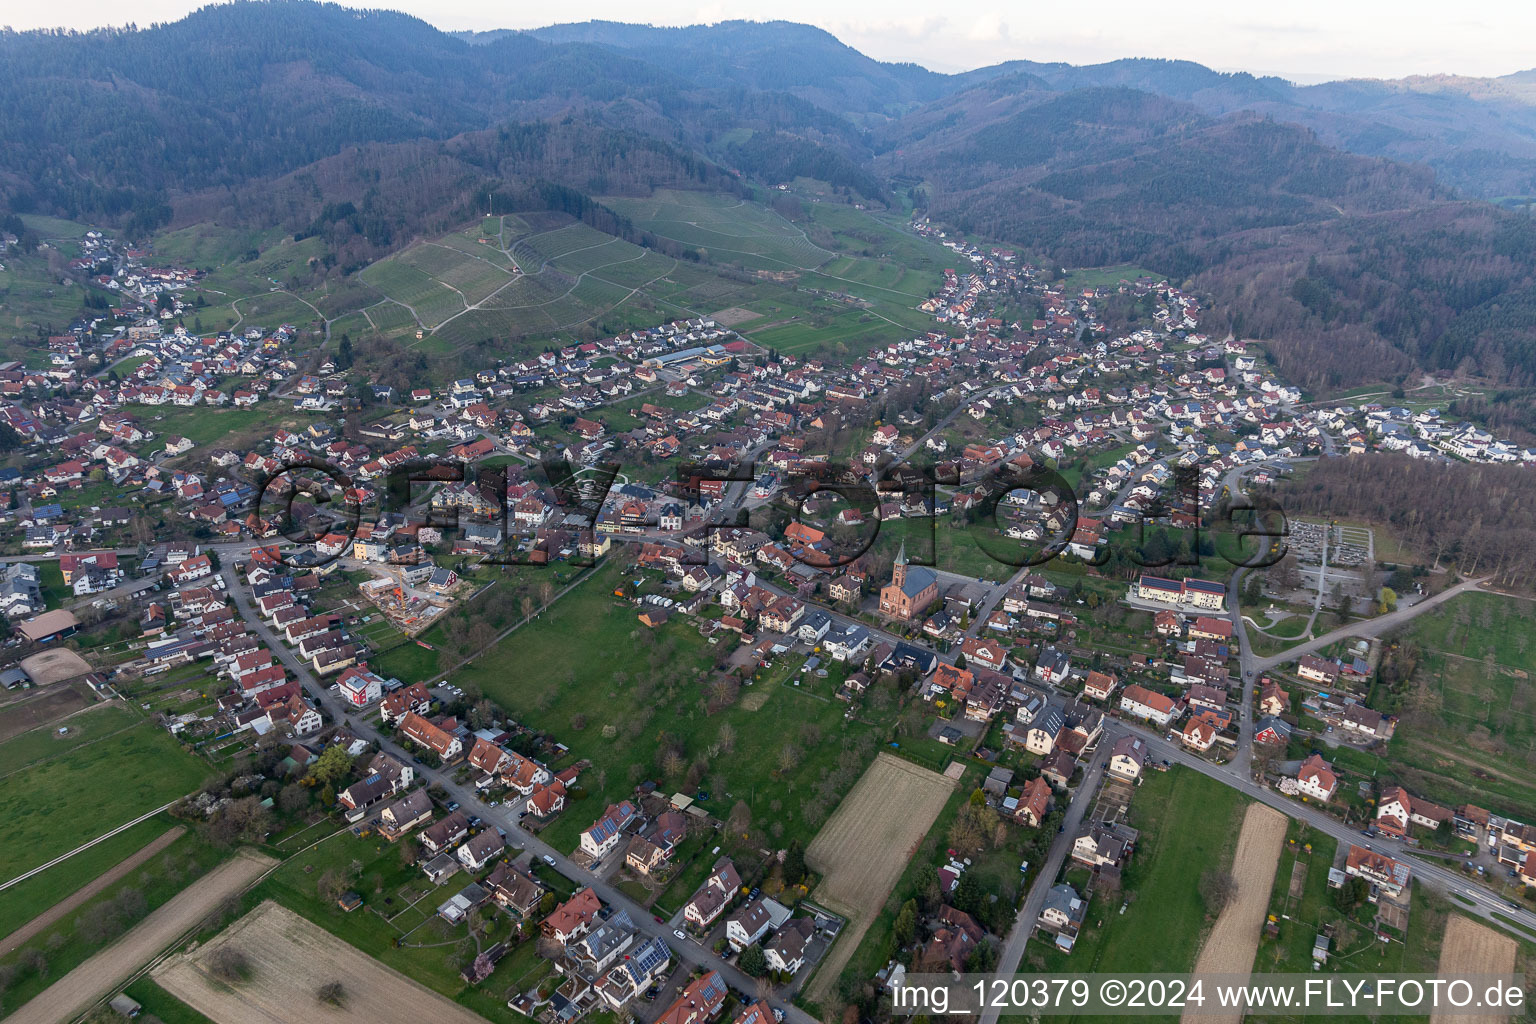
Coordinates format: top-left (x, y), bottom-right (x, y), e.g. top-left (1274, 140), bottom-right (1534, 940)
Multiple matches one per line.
top-left (802, 753), bottom-right (955, 1003)
top-left (450, 559), bottom-right (903, 855)
top-left (1181, 803), bottom-right (1287, 1024)
top-left (1430, 916), bottom-right (1517, 1024)
top-left (4, 849), bottom-right (275, 1024)
top-left (0, 826), bottom-right (229, 1016)
top-left (0, 713), bottom-right (207, 878)
top-left (154, 900), bottom-right (490, 1024)
top-left (1383, 592), bottom-right (1536, 818)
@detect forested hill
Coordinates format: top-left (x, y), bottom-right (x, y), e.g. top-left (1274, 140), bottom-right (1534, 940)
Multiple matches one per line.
top-left (9, 3), bottom-right (1536, 387)
top-left (879, 85), bottom-right (1536, 388)
top-left (0, 4), bottom-right (697, 226)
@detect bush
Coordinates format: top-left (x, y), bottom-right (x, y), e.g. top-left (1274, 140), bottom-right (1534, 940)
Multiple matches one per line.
top-left (739, 944), bottom-right (769, 977)
top-left (316, 980), bottom-right (347, 1006)
top-left (207, 946), bottom-right (252, 984)
top-left (1199, 869), bottom-right (1236, 916)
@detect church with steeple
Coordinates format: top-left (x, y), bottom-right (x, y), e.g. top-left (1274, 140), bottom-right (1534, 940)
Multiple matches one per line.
top-left (878, 542), bottom-right (939, 621)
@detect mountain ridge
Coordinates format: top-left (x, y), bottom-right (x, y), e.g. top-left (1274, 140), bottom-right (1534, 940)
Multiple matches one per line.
top-left (9, 2), bottom-right (1536, 390)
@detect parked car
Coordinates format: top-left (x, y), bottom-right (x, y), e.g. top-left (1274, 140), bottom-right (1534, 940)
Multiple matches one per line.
top-left (674, 929), bottom-right (687, 941)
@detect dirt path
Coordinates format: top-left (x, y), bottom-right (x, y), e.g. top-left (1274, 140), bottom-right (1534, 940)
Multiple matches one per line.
top-left (0, 826), bottom-right (185, 957)
top-left (5, 849), bottom-right (276, 1024)
top-left (1181, 803), bottom-right (1288, 1024)
top-left (155, 900), bottom-right (490, 1024)
top-left (1431, 915), bottom-right (1517, 1024)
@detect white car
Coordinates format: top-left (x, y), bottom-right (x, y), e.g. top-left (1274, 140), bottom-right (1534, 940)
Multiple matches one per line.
top-left (673, 929), bottom-right (687, 941)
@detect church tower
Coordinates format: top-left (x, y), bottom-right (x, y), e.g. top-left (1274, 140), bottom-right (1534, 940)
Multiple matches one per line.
top-left (891, 540), bottom-right (907, 591)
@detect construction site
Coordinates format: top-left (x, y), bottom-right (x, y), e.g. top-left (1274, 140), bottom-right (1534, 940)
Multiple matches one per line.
top-left (357, 567), bottom-right (458, 637)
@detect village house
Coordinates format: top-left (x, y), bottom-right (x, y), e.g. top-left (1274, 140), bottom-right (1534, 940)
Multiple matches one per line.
top-left (580, 800), bottom-right (638, 860)
top-left (377, 790), bottom-right (433, 840)
top-left (398, 711), bottom-right (464, 762)
top-left (543, 888), bottom-right (604, 946)
top-left (1083, 670), bottom-right (1117, 702)
top-left (1037, 883), bottom-right (1087, 952)
top-left (624, 810), bottom-right (686, 875)
top-left (1014, 775), bottom-right (1055, 827)
top-left (597, 936), bottom-right (672, 1008)
top-left (485, 863), bottom-right (545, 917)
top-left (1376, 786), bottom-right (1452, 837)
top-left (1254, 716), bottom-right (1294, 746)
top-left (335, 665), bottom-right (387, 707)
top-left (1107, 735), bottom-right (1147, 781)
top-left (653, 970), bottom-right (729, 1024)
top-left (1119, 684), bottom-right (1177, 728)
top-left (421, 811), bottom-right (470, 855)
top-left (1259, 680), bottom-right (1288, 716)
top-left (683, 858), bottom-right (741, 930)
top-left (725, 900), bottom-right (775, 951)
top-left (1296, 753), bottom-right (1338, 802)
top-left (1343, 844), bottom-right (1411, 899)
top-left (457, 829), bottom-right (505, 872)
top-left (380, 681), bottom-right (432, 725)
top-left (1071, 821), bottom-right (1138, 872)
top-left (765, 918), bottom-right (815, 974)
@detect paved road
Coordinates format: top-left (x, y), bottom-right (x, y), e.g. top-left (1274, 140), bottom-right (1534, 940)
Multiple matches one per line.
top-left (983, 461), bottom-right (1516, 1016)
top-left (983, 712), bottom-right (1536, 1024)
top-left (222, 565), bottom-right (815, 1024)
top-left (986, 736), bottom-right (1111, 1011)
top-left (1248, 575), bottom-right (1490, 675)
top-left (1125, 724), bottom-right (1536, 945)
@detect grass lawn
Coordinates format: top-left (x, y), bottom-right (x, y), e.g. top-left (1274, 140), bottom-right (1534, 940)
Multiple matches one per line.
top-left (1021, 765), bottom-right (1249, 1012)
top-left (0, 715), bottom-right (208, 878)
top-left (1383, 592), bottom-right (1536, 818)
top-left (1079, 767), bottom-right (1248, 972)
top-left (144, 403), bottom-right (317, 446)
top-left (1252, 819), bottom-right (1340, 973)
top-left (35, 560), bottom-right (70, 610)
top-left (0, 702), bottom-right (145, 776)
top-left (450, 561), bottom-right (897, 857)
top-left (1250, 863), bottom-right (1451, 1024)
top-left (370, 638), bottom-right (443, 681)
top-left (251, 827), bottom-right (532, 1020)
top-left (1063, 265), bottom-right (1160, 291)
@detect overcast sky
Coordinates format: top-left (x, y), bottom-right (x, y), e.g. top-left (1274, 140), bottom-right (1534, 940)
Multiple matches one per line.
top-left (10, 0), bottom-right (1533, 81)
